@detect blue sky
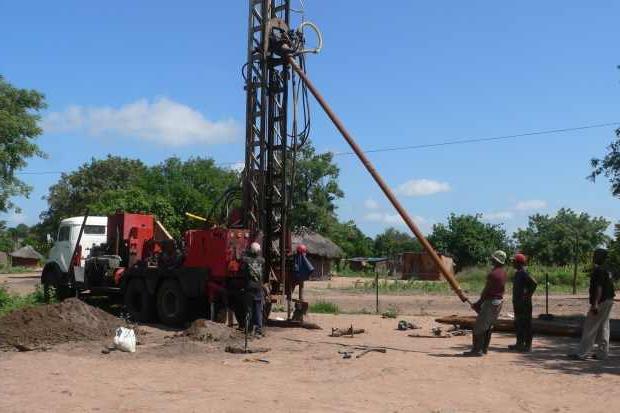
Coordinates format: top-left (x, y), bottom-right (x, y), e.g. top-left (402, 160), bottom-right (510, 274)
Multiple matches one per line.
top-left (1, 0), bottom-right (619, 237)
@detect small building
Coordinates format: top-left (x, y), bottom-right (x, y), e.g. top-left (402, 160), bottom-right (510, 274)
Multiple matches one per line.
top-left (394, 251), bottom-right (454, 281)
top-left (9, 245), bottom-right (44, 268)
top-left (346, 257), bottom-right (389, 273)
top-left (292, 231), bottom-right (343, 280)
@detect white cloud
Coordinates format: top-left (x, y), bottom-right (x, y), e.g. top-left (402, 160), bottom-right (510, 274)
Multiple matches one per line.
top-left (228, 162), bottom-right (245, 173)
top-left (364, 212), bottom-right (426, 226)
top-left (514, 200), bottom-right (547, 211)
top-left (483, 211), bottom-right (514, 222)
top-left (364, 199), bottom-right (380, 210)
top-left (43, 97), bottom-right (240, 146)
top-left (396, 179), bottom-right (451, 197)
top-left (365, 212), bottom-right (404, 225)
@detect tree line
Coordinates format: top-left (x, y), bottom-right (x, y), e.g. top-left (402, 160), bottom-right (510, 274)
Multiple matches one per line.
top-left (2, 76), bottom-right (620, 272)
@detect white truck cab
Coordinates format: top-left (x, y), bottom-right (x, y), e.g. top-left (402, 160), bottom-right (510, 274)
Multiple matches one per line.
top-left (47, 216), bottom-right (108, 273)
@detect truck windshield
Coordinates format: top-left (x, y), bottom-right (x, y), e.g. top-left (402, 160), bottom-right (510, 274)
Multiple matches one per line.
top-left (84, 225), bottom-right (106, 235)
top-left (58, 226), bottom-right (71, 241)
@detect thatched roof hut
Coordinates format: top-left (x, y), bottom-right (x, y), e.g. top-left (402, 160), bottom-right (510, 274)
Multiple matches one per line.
top-left (291, 230), bottom-right (343, 279)
top-left (9, 245), bottom-right (44, 268)
top-left (291, 230), bottom-right (343, 259)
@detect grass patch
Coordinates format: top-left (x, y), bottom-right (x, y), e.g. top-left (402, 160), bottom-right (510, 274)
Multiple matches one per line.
top-left (344, 265), bottom-right (596, 296)
top-left (0, 285), bottom-right (51, 316)
top-left (309, 300), bottom-right (340, 314)
top-left (381, 306), bottom-right (398, 318)
top-left (334, 268), bottom-right (377, 278)
top-left (0, 265), bottom-right (39, 274)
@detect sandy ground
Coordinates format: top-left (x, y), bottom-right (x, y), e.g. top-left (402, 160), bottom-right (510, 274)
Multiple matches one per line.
top-left (1, 275), bottom-right (620, 412)
top-left (0, 271), bottom-right (41, 295)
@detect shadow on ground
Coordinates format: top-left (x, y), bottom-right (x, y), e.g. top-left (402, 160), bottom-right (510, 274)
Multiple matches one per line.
top-left (431, 332), bottom-right (620, 375)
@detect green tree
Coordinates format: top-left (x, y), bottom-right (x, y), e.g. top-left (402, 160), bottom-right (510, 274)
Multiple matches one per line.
top-left (0, 75), bottom-right (46, 212)
top-left (515, 208), bottom-right (610, 266)
top-left (607, 223), bottom-right (620, 278)
top-left (290, 143), bottom-right (344, 232)
top-left (88, 188), bottom-right (183, 236)
top-left (0, 221), bottom-right (13, 252)
top-left (590, 128), bottom-right (620, 196)
top-left (139, 157), bottom-right (237, 228)
top-left (428, 214), bottom-right (511, 271)
top-left (39, 156), bottom-right (238, 237)
top-left (374, 227), bottom-right (421, 257)
top-left (325, 220), bottom-right (374, 257)
top-left (40, 155), bottom-right (148, 233)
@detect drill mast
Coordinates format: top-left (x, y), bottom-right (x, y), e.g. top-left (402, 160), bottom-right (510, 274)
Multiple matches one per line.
top-left (243, 0), bottom-right (292, 295)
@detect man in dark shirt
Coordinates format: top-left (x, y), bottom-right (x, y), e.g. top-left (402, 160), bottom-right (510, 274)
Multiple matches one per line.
top-left (241, 242), bottom-right (266, 337)
top-left (463, 250), bottom-right (508, 356)
top-left (509, 253), bottom-right (537, 352)
top-left (570, 248), bottom-right (616, 360)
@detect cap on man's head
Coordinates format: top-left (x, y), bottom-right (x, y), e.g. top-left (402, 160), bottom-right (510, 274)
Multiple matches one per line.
top-left (513, 253), bottom-right (527, 265)
top-left (491, 250), bottom-right (507, 265)
top-left (250, 242), bottom-right (261, 254)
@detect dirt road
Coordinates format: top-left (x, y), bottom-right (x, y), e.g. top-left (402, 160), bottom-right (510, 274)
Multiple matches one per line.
top-left (1, 275), bottom-right (619, 412)
top-left (0, 272), bottom-right (40, 295)
top-left (1, 313), bottom-right (618, 412)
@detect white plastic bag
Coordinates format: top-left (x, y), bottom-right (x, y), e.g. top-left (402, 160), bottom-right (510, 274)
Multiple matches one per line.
top-left (113, 327), bottom-right (136, 353)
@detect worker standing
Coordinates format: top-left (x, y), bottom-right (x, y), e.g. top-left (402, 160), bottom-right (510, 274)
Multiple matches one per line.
top-left (242, 242), bottom-right (266, 337)
top-left (509, 253), bottom-right (537, 352)
top-left (463, 250), bottom-right (508, 357)
top-left (569, 248), bottom-right (616, 360)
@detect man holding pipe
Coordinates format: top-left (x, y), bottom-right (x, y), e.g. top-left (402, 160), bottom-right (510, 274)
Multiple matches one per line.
top-left (463, 250), bottom-right (508, 357)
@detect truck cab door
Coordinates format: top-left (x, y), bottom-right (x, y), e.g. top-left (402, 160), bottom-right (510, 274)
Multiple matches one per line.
top-left (48, 225), bottom-right (73, 273)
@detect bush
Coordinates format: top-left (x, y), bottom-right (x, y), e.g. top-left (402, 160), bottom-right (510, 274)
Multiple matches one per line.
top-left (0, 285), bottom-right (51, 316)
top-left (309, 300), bottom-right (339, 314)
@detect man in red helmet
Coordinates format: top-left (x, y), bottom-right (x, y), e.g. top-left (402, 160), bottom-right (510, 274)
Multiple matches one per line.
top-left (509, 253), bottom-right (537, 352)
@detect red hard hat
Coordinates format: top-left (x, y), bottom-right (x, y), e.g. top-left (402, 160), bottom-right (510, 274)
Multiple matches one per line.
top-left (514, 253), bottom-right (527, 265)
top-left (296, 244), bottom-right (307, 254)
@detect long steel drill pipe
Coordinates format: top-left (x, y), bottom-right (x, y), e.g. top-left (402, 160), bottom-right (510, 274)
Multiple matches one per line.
top-left (286, 54), bottom-right (469, 303)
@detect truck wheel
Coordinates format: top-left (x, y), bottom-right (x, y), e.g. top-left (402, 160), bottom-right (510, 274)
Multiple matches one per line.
top-left (42, 266), bottom-right (74, 301)
top-left (156, 279), bottom-right (188, 326)
top-left (124, 278), bottom-right (155, 322)
top-left (41, 266), bottom-right (59, 302)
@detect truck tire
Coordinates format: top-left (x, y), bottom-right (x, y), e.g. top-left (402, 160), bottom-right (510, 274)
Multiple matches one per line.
top-left (41, 265), bottom-right (74, 301)
top-left (41, 266), bottom-right (58, 302)
top-left (124, 278), bottom-right (155, 322)
top-left (156, 279), bottom-right (188, 326)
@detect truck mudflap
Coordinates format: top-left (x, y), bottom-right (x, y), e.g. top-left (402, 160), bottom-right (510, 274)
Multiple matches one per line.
top-left (122, 267), bottom-right (210, 299)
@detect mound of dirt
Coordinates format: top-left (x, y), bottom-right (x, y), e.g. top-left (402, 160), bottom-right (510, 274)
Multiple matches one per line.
top-left (180, 319), bottom-right (242, 343)
top-left (0, 298), bottom-right (125, 350)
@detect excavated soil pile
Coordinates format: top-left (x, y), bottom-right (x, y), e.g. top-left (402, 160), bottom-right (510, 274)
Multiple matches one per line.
top-left (178, 319), bottom-right (242, 344)
top-left (0, 298), bottom-right (124, 350)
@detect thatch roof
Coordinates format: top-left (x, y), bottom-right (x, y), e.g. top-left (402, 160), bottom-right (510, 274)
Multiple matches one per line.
top-left (9, 245), bottom-right (44, 261)
top-left (291, 230), bottom-right (343, 259)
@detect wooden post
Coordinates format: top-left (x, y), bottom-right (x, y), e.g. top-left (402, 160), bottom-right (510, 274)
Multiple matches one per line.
top-left (375, 270), bottom-right (379, 314)
top-left (572, 233), bottom-right (579, 295)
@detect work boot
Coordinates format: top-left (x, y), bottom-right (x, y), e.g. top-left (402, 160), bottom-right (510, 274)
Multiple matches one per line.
top-left (481, 329), bottom-right (492, 354)
top-left (463, 334), bottom-right (484, 357)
